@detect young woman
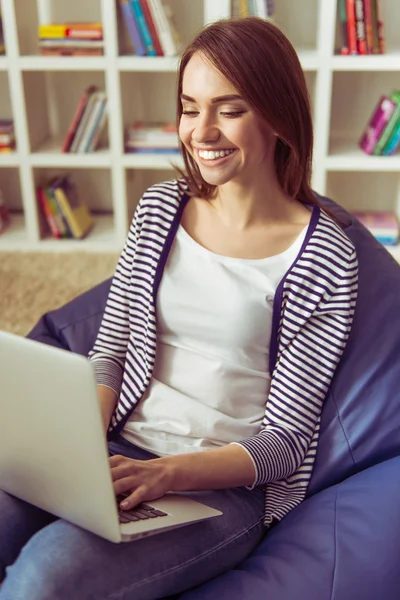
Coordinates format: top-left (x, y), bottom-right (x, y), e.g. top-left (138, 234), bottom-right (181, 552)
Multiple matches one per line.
top-left (0, 17), bottom-right (358, 600)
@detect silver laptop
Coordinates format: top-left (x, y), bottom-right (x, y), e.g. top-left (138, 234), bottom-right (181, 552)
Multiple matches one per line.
top-left (0, 330), bottom-right (222, 543)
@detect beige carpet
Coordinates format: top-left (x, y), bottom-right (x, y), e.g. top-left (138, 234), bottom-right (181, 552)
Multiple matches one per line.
top-left (0, 252), bottom-right (119, 336)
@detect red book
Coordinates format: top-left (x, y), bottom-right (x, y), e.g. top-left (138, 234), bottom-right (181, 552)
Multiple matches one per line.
top-left (346, 0), bottom-right (358, 54)
top-left (354, 0), bottom-right (367, 54)
top-left (139, 0), bottom-right (164, 56)
top-left (62, 86), bottom-right (96, 153)
top-left (363, 0), bottom-right (374, 54)
top-left (374, 0), bottom-right (385, 54)
top-left (37, 186), bottom-right (61, 238)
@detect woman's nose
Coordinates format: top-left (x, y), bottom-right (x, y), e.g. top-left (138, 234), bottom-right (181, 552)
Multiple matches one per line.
top-left (192, 116), bottom-right (220, 144)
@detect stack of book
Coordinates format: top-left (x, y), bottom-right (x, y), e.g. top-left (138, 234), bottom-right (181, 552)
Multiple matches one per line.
top-left (38, 22), bottom-right (104, 56)
top-left (119, 0), bottom-right (182, 56)
top-left (125, 121), bottom-right (180, 153)
top-left (0, 187), bottom-right (10, 234)
top-left (0, 6), bottom-right (5, 55)
top-left (0, 119), bottom-right (15, 153)
top-left (352, 210), bottom-right (400, 246)
top-left (62, 86), bottom-right (108, 153)
top-left (359, 90), bottom-right (400, 156)
top-left (37, 175), bottom-right (93, 240)
top-left (338, 0), bottom-right (385, 55)
top-left (232, 0), bottom-right (276, 19)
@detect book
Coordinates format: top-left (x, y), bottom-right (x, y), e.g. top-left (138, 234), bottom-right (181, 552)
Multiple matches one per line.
top-left (363, 0), bottom-right (374, 54)
top-left (382, 117), bottom-right (400, 156)
top-left (77, 92), bottom-right (107, 152)
top-left (62, 86), bottom-right (96, 152)
top-left (373, 91), bottom-right (400, 156)
top-left (69, 90), bottom-right (99, 153)
top-left (354, 0), bottom-right (367, 54)
top-left (40, 48), bottom-right (103, 56)
top-left (130, 0), bottom-right (157, 55)
top-left (86, 101), bottom-right (108, 152)
top-left (339, 0), bottom-right (349, 54)
top-left (138, 0), bottom-right (163, 55)
top-left (51, 177), bottom-right (93, 239)
top-left (38, 23), bottom-right (103, 40)
top-left (119, 0), bottom-right (146, 56)
top-left (374, 0), bottom-right (385, 54)
top-left (147, 0), bottom-right (180, 56)
top-left (345, 0), bottom-right (358, 55)
top-left (352, 211), bottom-right (399, 245)
top-left (359, 96), bottom-right (397, 155)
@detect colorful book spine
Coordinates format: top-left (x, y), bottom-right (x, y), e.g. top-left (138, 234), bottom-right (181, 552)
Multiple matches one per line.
top-left (345, 0), bottom-right (358, 54)
top-left (382, 118), bottom-right (400, 156)
top-left (37, 187), bottom-right (60, 238)
top-left (62, 86), bottom-right (96, 153)
top-left (131, 0), bottom-right (157, 55)
top-left (147, 0), bottom-right (177, 56)
top-left (339, 0), bottom-right (349, 54)
top-left (373, 91), bottom-right (400, 156)
top-left (119, 0), bottom-right (146, 56)
top-left (363, 0), bottom-right (374, 53)
top-left (38, 24), bottom-right (103, 39)
top-left (359, 96), bottom-right (397, 155)
top-left (374, 0), bottom-right (385, 54)
top-left (354, 0), bottom-right (367, 54)
top-left (78, 93), bottom-right (107, 152)
top-left (140, 0), bottom-right (163, 55)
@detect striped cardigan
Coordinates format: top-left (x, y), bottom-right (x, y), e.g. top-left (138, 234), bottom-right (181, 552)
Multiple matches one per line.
top-left (89, 179), bottom-right (358, 527)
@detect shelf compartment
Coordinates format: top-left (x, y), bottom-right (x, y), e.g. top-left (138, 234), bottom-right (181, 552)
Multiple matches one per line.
top-left (116, 0), bottom-right (204, 57)
top-left (33, 167), bottom-right (117, 249)
top-left (15, 0), bottom-right (103, 57)
top-left (329, 71), bottom-right (400, 162)
top-left (22, 70), bottom-right (109, 154)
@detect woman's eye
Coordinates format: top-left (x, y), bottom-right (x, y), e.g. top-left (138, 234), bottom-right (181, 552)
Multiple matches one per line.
top-left (182, 111), bottom-right (198, 116)
top-left (220, 111), bottom-right (245, 118)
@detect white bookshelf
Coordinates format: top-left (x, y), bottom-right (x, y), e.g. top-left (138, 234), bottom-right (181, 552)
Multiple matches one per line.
top-left (0, 0), bottom-right (399, 253)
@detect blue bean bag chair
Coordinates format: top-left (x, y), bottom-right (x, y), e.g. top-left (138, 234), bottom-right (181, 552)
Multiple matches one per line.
top-left (28, 193), bottom-right (400, 600)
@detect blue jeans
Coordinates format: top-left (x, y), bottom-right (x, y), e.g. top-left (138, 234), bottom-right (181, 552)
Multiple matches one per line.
top-left (0, 435), bottom-right (266, 600)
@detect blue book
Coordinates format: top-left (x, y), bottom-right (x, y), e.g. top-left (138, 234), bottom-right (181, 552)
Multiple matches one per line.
top-left (382, 118), bottom-right (400, 156)
top-left (130, 0), bottom-right (156, 56)
top-left (119, 0), bottom-right (146, 56)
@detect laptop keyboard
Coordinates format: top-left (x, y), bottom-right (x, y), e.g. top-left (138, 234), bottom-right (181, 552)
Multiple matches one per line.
top-left (118, 500), bottom-right (168, 524)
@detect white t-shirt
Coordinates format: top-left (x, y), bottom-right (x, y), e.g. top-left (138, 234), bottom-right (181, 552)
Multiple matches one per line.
top-left (121, 223), bottom-right (307, 456)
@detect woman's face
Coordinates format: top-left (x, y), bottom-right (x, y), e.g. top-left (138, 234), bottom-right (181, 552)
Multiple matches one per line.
top-left (179, 52), bottom-right (277, 190)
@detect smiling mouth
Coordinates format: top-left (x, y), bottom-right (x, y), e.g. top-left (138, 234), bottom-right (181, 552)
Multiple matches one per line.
top-left (197, 149), bottom-right (236, 161)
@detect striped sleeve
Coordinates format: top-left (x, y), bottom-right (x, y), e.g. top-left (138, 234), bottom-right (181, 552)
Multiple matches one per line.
top-left (234, 244), bottom-right (358, 488)
top-left (87, 206), bottom-right (140, 395)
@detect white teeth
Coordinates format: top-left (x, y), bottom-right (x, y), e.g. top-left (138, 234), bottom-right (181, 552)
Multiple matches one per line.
top-left (198, 149), bottom-right (235, 160)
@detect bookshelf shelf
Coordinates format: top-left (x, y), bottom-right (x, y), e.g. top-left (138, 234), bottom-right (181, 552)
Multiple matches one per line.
top-left (327, 140), bottom-right (400, 171)
top-left (122, 153), bottom-right (183, 170)
top-left (30, 137), bottom-right (111, 168)
top-left (18, 56), bottom-right (107, 71)
top-left (0, 153), bottom-right (20, 167)
top-left (0, 0), bottom-right (399, 254)
top-left (117, 56), bottom-right (180, 72)
top-left (331, 53), bottom-right (400, 71)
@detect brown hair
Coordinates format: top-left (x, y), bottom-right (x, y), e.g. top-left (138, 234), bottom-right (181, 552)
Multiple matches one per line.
top-left (176, 17), bottom-right (320, 209)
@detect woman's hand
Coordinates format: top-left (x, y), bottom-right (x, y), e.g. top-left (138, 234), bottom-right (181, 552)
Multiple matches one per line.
top-left (110, 455), bottom-right (174, 510)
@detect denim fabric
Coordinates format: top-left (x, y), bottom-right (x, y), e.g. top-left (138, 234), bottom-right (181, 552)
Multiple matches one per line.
top-left (0, 436), bottom-right (266, 600)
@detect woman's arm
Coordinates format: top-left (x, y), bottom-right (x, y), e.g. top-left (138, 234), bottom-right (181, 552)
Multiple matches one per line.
top-left (97, 385), bottom-right (118, 433)
top-left (111, 444), bottom-right (256, 510)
